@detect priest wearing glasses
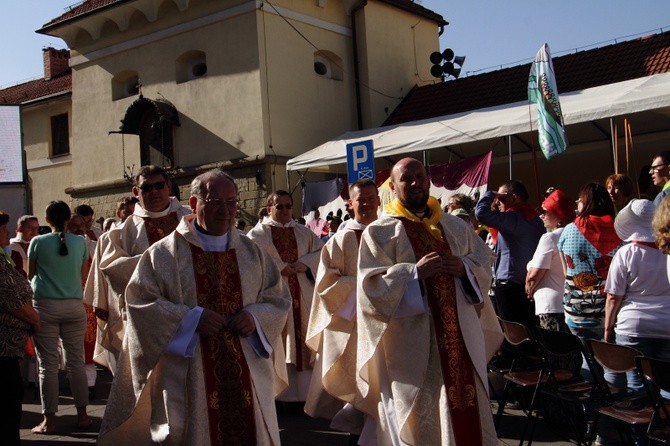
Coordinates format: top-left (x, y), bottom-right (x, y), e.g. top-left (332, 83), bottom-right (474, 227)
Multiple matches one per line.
top-left (83, 165), bottom-right (191, 373)
top-left (98, 168), bottom-right (291, 445)
top-left (247, 189), bottom-right (324, 404)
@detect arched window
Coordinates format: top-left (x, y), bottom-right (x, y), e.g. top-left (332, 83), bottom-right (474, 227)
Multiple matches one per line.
top-left (176, 50), bottom-right (207, 84)
top-left (116, 97), bottom-right (180, 168)
top-left (314, 50), bottom-right (343, 81)
top-left (112, 70), bottom-right (140, 101)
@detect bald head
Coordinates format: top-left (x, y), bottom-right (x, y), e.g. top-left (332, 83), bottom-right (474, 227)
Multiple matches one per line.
top-left (390, 158), bottom-right (430, 212)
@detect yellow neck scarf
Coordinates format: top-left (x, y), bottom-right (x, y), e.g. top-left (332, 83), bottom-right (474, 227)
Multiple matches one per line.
top-left (385, 196), bottom-right (444, 241)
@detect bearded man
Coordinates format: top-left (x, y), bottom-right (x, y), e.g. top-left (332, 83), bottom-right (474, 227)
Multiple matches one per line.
top-left (356, 158), bottom-right (501, 445)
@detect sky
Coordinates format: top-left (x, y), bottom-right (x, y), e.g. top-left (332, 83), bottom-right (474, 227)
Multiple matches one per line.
top-left (1, 1), bottom-right (670, 87)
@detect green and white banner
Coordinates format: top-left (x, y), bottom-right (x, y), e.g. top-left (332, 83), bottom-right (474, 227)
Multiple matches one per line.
top-left (528, 44), bottom-right (568, 159)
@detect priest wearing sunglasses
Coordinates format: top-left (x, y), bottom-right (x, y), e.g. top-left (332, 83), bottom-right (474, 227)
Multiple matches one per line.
top-left (247, 190), bottom-right (324, 405)
top-left (83, 165), bottom-right (191, 373)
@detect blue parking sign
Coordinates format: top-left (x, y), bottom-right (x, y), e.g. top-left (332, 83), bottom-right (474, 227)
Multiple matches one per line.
top-left (346, 140), bottom-right (375, 184)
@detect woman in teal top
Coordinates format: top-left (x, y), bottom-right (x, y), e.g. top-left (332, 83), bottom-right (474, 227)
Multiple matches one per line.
top-left (28, 201), bottom-right (91, 434)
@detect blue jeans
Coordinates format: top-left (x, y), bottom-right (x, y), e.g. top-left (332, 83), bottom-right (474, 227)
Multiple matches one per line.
top-left (566, 325), bottom-right (625, 386)
top-left (616, 333), bottom-right (670, 397)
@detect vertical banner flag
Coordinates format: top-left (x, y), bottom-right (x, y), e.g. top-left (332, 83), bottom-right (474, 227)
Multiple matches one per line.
top-left (528, 43), bottom-right (568, 159)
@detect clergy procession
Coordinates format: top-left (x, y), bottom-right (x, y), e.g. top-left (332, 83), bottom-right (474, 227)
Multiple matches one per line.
top-left (3, 154), bottom-right (670, 446)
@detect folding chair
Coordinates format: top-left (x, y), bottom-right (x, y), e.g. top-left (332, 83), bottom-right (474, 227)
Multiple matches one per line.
top-left (528, 327), bottom-right (596, 446)
top-left (635, 356), bottom-right (670, 444)
top-left (494, 318), bottom-right (545, 445)
top-left (587, 340), bottom-right (654, 445)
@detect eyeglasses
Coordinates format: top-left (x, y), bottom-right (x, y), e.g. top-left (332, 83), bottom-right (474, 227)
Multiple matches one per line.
top-left (138, 181), bottom-right (166, 192)
top-left (273, 204), bottom-right (293, 210)
top-left (649, 164), bottom-right (668, 173)
top-left (202, 198), bottom-right (239, 208)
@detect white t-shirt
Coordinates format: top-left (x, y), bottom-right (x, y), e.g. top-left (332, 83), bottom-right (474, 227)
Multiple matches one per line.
top-left (605, 243), bottom-right (670, 339)
top-left (526, 228), bottom-right (565, 315)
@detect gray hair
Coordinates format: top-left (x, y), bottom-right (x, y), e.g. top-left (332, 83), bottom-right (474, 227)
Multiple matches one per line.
top-left (17, 214), bottom-right (38, 228)
top-left (190, 168), bottom-right (238, 198)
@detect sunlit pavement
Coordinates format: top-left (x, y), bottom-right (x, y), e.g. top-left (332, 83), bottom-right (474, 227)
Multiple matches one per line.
top-left (18, 367), bottom-right (591, 445)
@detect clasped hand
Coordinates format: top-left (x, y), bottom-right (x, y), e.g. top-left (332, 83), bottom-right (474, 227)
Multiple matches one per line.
top-left (416, 251), bottom-right (465, 280)
top-left (198, 309), bottom-right (255, 338)
top-left (281, 262), bottom-right (308, 276)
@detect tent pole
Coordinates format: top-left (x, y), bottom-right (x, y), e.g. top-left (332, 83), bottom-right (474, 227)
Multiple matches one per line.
top-left (422, 150), bottom-right (429, 166)
top-left (508, 135), bottom-right (513, 179)
top-left (286, 169), bottom-right (292, 197)
top-left (610, 117), bottom-right (619, 173)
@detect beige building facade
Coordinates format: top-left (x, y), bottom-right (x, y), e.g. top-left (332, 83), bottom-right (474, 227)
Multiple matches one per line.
top-left (7, 0), bottom-right (444, 222)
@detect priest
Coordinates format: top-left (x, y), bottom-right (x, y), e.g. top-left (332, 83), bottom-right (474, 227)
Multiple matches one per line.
top-left (247, 190), bottom-right (324, 402)
top-left (98, 168), bottom-right (291, 445)
top-left (356, 158), bottom-right (501, 445)
top-left (305, 179), bottom-right (380, 437)
top-left (84, 165), bottom-right (191, 372)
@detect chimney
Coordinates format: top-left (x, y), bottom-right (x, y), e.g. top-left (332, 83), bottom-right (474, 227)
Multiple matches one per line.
top-left (43, 47), bottom-right (70, 80)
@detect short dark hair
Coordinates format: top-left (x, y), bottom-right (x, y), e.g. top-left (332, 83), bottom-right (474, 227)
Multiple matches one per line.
top-left (654, 151), bottom-right (670, 165)
top-left (266, 190), bottom-right (292, 206)
top-left (74, 204), bottom-right (94, 217)
top-left (449, 193), bottom-right (475, 213)
top-left (0, 211), bottom-right (9, 226)
top-left (349, 179), bottom-right (378, 194)
top-left (134, 165), bottom-right (169, 186)
top-left (116, 196), bottom-right (139, 212)
top-left (502, 180), bottom-right (529, 202)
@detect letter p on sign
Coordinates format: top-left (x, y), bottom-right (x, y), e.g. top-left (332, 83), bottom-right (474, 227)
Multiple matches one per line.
top-left (352, 145), bottom-right (368, 170)
top-left (346, 140), bottom-right (375, 184)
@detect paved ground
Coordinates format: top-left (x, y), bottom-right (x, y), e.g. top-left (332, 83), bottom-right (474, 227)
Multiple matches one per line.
top-left (18, 367), bottom-right (617, 445)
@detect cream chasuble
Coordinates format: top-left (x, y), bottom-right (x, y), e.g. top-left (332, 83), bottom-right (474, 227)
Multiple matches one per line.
top-left (247, 218), bottom-right (324, 401)
top-left (357, 210), bottom-right (502, 446)
top-left (83, 197), bottom-right (191, 372)
top-left (98, 216), bottom-right (291, 446)
top-left (305, 220), bottom-right (367, 419)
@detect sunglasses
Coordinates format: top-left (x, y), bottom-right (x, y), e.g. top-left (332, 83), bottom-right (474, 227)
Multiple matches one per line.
top-left (138, 181), bottom-right (166, 192)
top-left (273, 204), bottom-right (293, 210)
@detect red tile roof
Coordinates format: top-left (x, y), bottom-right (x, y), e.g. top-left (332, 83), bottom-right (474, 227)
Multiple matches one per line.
top-left (41, 0), bottom-right (127, 30)
top-left (385, 31), bottom-right (670, 126)
top-left (0, 72), bottom-right (71, 105)
top-left (40, 0), bottom-right (446, 31)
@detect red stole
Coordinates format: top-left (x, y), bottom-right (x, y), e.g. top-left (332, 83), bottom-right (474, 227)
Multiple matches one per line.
top-left (190, 245), bottom-right (256, 446)
top-left (143, 212), bottom-right (180, 245)
top-left (81, 256), bottom-right (96, 364)
top-left (83, 303), bottom-right (97, 364)
top-left (270, 226), bottom-right (309, 371)
top-left (10, 242), bottom-right (29, 277)
top-left (400, 218), bottom-right (483, 446)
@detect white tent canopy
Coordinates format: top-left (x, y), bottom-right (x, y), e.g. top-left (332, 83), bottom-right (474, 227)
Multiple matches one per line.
top-left (287, 72), bottom-right (670, 171)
